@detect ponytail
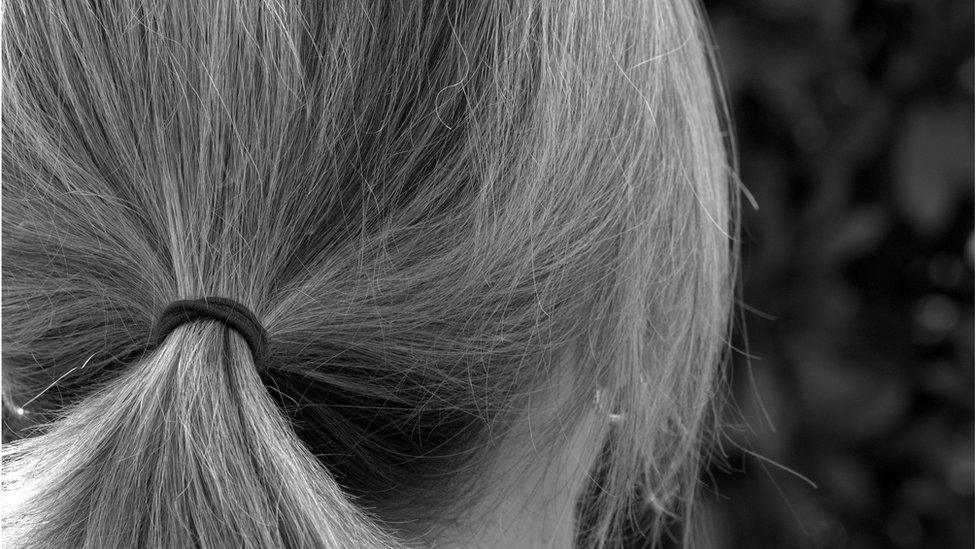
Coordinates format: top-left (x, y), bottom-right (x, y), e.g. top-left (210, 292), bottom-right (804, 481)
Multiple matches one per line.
top-left (3, 323), bottom-right (398, 548)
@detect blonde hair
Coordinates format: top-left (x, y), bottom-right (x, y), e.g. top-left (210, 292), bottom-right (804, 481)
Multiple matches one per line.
top-left (2, 1), bottom-right (735, 547)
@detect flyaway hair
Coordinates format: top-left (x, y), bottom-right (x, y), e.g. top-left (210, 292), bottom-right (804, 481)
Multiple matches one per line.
top-left (2, 1), bottom-right (736, 547)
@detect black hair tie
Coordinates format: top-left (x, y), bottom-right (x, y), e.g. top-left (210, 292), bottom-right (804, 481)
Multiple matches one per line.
top-left (151, 297), bottom-right (269, 369)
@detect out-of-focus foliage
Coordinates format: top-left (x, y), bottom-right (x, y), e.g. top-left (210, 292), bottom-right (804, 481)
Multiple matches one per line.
top-left (699, 0), bottom-right (973, 547)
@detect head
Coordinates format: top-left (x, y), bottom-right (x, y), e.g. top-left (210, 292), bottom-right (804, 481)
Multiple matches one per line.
top-left (1, 1), bottom-right (735, 547)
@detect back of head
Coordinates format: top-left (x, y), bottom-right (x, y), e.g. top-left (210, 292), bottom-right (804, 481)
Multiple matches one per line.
top-left (2, 1), bottom-right (734, 547)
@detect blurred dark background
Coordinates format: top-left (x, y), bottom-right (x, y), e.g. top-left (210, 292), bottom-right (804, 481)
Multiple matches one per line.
top-left (699, 0), bottom-right (974, 547)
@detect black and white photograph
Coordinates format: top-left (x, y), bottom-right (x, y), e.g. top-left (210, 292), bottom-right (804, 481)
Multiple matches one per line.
top-left (1, 1), bottom-right (972, 547)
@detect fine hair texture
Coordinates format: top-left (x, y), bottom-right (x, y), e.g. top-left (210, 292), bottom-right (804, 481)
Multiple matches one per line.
top-left (1, 1), bottom-right (735, 548)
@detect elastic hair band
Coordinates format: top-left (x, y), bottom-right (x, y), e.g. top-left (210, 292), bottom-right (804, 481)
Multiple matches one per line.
top-left (151, 297), bottom-right (268, 369)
